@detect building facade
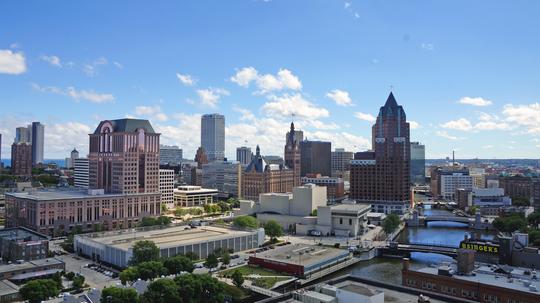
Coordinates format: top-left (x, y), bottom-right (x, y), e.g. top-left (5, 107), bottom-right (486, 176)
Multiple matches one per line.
top-left (10, 143), bottom-right (32, 176)
top-left (236, 147), bottom-right (252, 165)
top-left (89, 119), bottom-right (160, 195)
top-left (410, 142), bottom-right (425, 185)
top-left (440, 173), bottom-right (473, 200)
top-left (350, 93), bottom-right (411, 214)
top-left (30, 122), bottom-right (44, 166)
top-left (301, 174), bottom-right (345, 203)
top-left (73, 158), bottom-right (89, 188)
top-left (159, 145), bottom-right (183, 165)
top-left (242, 146), bottom-right (294, 201)
top-left (194, 146), bottom-right (209, 169)
top-left (284, 122), bottom-right (302, 186)
top-left (300, 140), bottom-right (331, 177)
top-left (201, 114), bottom-right (225, 161)
top-left (0, 228), bottom-right (49, 263)
top-left (173, 185), bottom-right (217, 207)
top-left (159, 169), bottom-right (175, 209)
top-left (331, 148), bottom-right (353, 179)
top-left (201, 161), bottom-right (241, 198)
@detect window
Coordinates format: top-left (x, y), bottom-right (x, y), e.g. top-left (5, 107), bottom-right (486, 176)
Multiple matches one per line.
top-left (349, 218), bottom-right (352, 225)
top-left (339, 218), bottom-right (343, 224)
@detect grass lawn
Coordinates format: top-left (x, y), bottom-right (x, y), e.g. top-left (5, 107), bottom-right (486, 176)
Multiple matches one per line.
top-left (251, 277), bottom-right (291, 289)
top-left (219, 265), bottom-right (285, 278)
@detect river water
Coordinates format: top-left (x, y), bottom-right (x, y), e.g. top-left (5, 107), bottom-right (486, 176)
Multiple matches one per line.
top-left (324, 206), bottom-right (498, 285)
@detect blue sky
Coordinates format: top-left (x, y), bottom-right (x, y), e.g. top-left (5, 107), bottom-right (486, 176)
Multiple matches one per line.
top-left (1, 0), bottom-right (540, 160)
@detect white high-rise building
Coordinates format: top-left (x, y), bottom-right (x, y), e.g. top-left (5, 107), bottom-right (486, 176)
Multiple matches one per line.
top-left (201, 114), bottom-right (225, 161)
top-left (440, 173), bottom-right (473, 200)
top-left (159, 169), bottom-right (175, 209)
top-left (74, 158), bottom-right (89, 188)
top-left (160, 145), bottom-right (183, 165)
top-left (65, 148), bottom-right (79, 169)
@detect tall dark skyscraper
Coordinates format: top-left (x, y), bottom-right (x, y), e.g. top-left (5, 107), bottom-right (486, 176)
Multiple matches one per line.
top-left (299, 140), bottom-right (331, 177)
top-left (350, 92), bottom-right (411, 214)
top-left (201, 114), bottom-right (225, 161)
top-left (31, 122), bottom-right (44, 166)
top-left (410, 142), bottom-right (426, 185)
top-left (284, 122), bottom-right (302, 186)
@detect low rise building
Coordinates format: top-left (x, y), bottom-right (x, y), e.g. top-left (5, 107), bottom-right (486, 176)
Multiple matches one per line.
top-left (402, 257), bottom-right (540, 303)
top-left (0, 258), bottom-right (65, 283)
top-left (0, 228), bottom-right (49, 263)
top-left (5, 189), bottom-right (161, 236)
top-left (301, 174), bottom-right (345, 203)
top-left (248, 244), bottom-right (350, 277)
top-left (173, 185), bottom-right (217, 207)
top-left (75, 225), bottom-right (264, 268)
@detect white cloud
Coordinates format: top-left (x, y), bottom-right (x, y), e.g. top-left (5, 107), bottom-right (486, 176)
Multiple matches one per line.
top-left (40, 55), bottom-right (62, 67)
top-left (233, 107), bottom-right (256, 122)
top-left (230, 67), bottom-right (302, 93)
top-left (436, 130), bottom-right (460, 140)
top-left (32, 83), bottom-right (114, 103)
top-left (176, 73), bottom-right (196, 86)
top-left (326, 89), bottom-right (353, 106)
top-left (307, 120), bottom-right (340, 130)
top-left (458, 97), bottom-right (493, 106)
top-left (408, 121), bottom-right (420, 129)
top-left (134, 105), bottom-right (168, 122)
top-left (305, 131), bottom-right (370, 151)
top-left (196, 88), bottom-right (229, 108)
top-left (0, 49), bottom-right (26, 74)
top-left (474, 121), bottom-right (509, 131)
top-left (113, 61), bottom-right (123, 69)
top-left (83, 57), bottom-right (108, 76)
top-left (502, 103), bottom-right (540, 133)
top-left (421, 43), bottom-right (434, 51)
top-left (262, 93), bottom-right (329, 120)
top-left (440, 118), bottom-right (473, 131)
top-left (354, 112), bottom-right (376, 123)
top-left (344, 2), bottom-right (351, 9)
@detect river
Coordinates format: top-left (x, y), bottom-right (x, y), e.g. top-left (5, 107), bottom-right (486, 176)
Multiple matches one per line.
top-left (322, 206), bottom-right (498, 285)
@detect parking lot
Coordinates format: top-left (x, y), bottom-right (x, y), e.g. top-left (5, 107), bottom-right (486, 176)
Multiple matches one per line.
top-left (55, 253), bottom-right (120, 289)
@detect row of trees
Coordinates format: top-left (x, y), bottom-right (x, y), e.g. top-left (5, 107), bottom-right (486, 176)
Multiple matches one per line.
top-left (104, 274), bottom-right (227, 303)
top-left (492, 211), bottom-right (540, 247)
top-left (139, 216), bottom-right (172, 227)
top-left (19, 271), bottom-right (86, 303)
top-left (233, 216), bottom-right (283, 240)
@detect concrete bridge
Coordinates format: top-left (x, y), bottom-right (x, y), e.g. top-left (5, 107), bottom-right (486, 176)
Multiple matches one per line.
top-left (405, 211), bottom-right (492, 230)
top-left (379, 242), bottom-right (458, 257)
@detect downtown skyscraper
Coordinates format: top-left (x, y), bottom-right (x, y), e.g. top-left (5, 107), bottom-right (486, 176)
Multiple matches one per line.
top-left (201, 114), bottom-right (225, 162)
top-left (350, 92), bottom-right (411, 214)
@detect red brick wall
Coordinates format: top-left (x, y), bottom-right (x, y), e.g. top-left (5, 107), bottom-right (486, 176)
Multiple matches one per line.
top-left (249, 256), bottom-right (304, 276)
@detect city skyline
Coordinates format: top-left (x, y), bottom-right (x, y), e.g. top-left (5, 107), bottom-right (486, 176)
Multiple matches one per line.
top-left (1, 1), bottom-right (540, 160)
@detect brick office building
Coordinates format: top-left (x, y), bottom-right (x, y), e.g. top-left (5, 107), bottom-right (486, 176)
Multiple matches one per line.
top-left (350, 93), bottom-right (411, 214)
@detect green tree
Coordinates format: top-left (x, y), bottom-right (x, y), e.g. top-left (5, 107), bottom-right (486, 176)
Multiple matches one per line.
top-left (217, 201), bottom-right (231, 212)
top-left (20, 279), bottom-right (60, 303)
top-left (529, 230), bottom-right (540, 247)
top-left (221, 251), bottom-right (231, 266)
top-left (528, 212), bottom-right (540, 225)
top-left (184, 251), bottom-right (199, 261)
top-left (72, 275), bottom-right (85, 290)
top-left (231, 270), bottom-right (244, 288)
top-left (140, 278), bottom-right (180, 303)
top-left (119, 267), bottom-right (139, 285)
top-left (310, 209), bottom-right (318, 216)
top-left (137, 261), bottom-right (167, 281)
top-left (382, 214), bottom-right (400, 234)
top-left (101, 286), bottom-right (139, 303)
top-left (493, 214), bottom-right (527, 232)
top-left (204, 253), bottom-right (219, 270)
top-left (233, 216), bottom-right (259, 229)
top-left (226, 198), bottom-right (240, 208)
top-left (467, 205), bottom-right (479, 215)
top-left (174, 274), bottom-right (225, 303)
top-left (131, 240), bottom-right (160, 265)
top-left (263, 220), bottom-right (283, 240)
top-left (163, 255), bottom-right (194, 275)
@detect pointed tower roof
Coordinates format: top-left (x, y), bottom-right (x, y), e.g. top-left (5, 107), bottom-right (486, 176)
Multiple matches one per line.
top-left (384, 92), bottom-right (398, 108)
top-left (378, 92), bottom-right (405, 118)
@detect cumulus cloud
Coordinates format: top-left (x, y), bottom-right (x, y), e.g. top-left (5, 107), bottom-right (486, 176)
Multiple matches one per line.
top-left (458, 97), bottom-right (493, 106)
top-left (155, 113), bottom-right (202, 158)
top-left (230, 67), bottom-right (302, 93)
top-left (176, 73), bottom-right (196, 86)
top-left (436, 130), bottom-right (460, 140)
top-left (32, 83), bottom-right (114, 103)
top-left (305, 131), bottom-right (370, 151)
top-left (440, 118), bottom-right (473, 131)
top-left (408, 121), bottom-right (420, 129)
top-left (262, 93), bottom-right (329, 120)
top-left (421, 43), bottom-right (434, 51)
top-left (326, 89), bottom-right (353, 106)
top-left (0, 49), bottom-right (26, 74)
top-left (354, 112), bottom-right (376, 123)
top-left (113, 61), bottom-right (123, 69)
top-left (502, 103), bottom-right (540, 133)
top-left (134, 105), bottom-right (168, 122)
top-left (40, 55), bottom-right (62, 67)
top-left (196, 88), bottom-right (229, 108)
top-left (233, 107), bottom-right (256, 122)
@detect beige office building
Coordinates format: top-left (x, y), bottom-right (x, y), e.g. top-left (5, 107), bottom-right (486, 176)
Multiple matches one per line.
top-left (173, 185), bottom-right (217, 207)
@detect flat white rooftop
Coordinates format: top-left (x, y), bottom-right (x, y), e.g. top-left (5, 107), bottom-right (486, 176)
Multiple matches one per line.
top-left (6, 189), bottom-right (158, 201)
top-left (79, 225), bottom-right (257, 251)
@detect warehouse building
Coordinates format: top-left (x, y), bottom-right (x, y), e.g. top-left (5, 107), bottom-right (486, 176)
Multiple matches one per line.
top-left (74, 225), bottom-right (264, 268)
top-left (248, 244), bottom-right (350, 277)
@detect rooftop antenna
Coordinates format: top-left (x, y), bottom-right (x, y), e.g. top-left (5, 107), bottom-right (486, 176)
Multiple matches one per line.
top-left (390, 84), bottom-right (394, 92)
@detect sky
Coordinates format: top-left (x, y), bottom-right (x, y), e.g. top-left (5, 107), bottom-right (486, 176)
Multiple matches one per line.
top-left (1, 0), bottom-right (540, 160)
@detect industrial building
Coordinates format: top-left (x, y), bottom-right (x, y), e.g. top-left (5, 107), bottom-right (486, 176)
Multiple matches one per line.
top-left (248, 244), bottom-right (350, 277)
top-left (0, 227), bottom-right (49, 263)
top-left (74, 225), bottom-right (265, 268)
